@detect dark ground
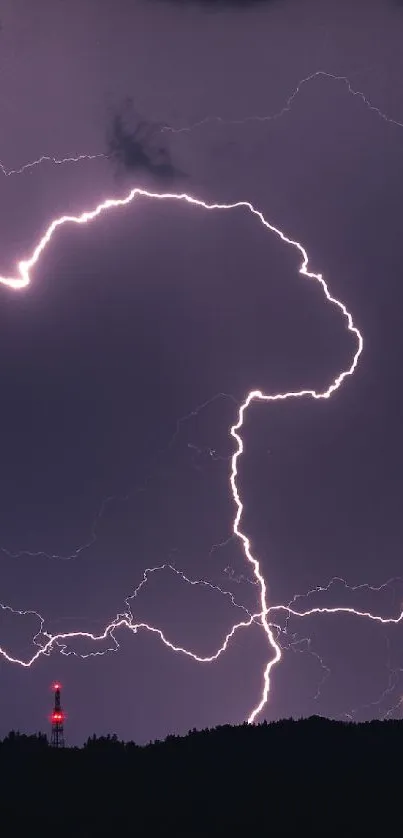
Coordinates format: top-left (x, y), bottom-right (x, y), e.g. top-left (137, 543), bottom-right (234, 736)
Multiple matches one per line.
top-left (0, 716), bottom-right (401, 834)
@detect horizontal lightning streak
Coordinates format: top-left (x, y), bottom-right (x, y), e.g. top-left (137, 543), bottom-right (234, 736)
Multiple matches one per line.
top-left (0, 152), bottom-right (105, 178)
top-left (0, 615), bottom-right (258, 666)
top-left (163, 70), bottom-right (403, 135)
top-left (269, 604), bottom-right (403, 626)
top-left (0, 566), bottom-right (256, 666)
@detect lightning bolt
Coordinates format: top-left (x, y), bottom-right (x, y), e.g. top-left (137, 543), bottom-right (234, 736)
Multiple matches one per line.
top-left (0, 184), bottom-right (365, 724)
top-left (1, 63), bottom-right (401, 722)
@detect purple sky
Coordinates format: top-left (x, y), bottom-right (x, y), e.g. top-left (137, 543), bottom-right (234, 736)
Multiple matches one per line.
top-left (1, 0), bottom-right (403, 744)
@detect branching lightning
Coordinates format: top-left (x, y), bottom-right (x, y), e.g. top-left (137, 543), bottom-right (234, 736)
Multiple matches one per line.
top-left (1, 67), bottom-right (402, 724)
top-left (162, 70), bottom-right (403, 135)
top-left (0, 564), bottom-right (257, 666)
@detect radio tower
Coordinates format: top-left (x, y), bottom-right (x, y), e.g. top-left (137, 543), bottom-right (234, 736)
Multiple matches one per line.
top-left (50, 682), bottom-right (65, 748)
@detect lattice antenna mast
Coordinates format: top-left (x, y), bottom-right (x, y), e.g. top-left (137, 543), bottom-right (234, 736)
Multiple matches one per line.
top-left (50, 682), bottom-right (65, 748)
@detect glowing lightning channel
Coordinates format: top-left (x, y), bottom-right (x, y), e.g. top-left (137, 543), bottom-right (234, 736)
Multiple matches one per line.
top-left (0, 185), bottom-right (363, 722)
top-left (269, 604), bottom-right (403, 626)
top-left (0, 565), bottom-right (257, 666)
top-left (1, 66), bottom-right (402, 722)
top-left (282, 574), bottom-right (403, 637)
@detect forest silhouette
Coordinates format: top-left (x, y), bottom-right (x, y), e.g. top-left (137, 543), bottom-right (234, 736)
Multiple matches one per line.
top-left (0, 716), bottom-right (401, 834)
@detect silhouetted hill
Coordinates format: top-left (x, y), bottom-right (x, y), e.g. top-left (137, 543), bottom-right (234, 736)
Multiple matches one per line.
top-left (0, 717), bottom-right (402, 834)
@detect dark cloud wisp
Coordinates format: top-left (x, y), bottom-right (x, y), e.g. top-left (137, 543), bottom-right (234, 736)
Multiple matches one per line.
top-left (107, 113), bottom-right (185, 182)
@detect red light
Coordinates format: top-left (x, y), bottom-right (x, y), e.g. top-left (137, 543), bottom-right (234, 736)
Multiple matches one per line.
top-left (51, 712), bottom-right (64, 723)
top-left (53, 682), bottom-right (61, 691)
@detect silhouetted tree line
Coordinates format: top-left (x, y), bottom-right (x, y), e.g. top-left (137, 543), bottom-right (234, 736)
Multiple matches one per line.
top-left (0, 717), bottom-right (402, 835)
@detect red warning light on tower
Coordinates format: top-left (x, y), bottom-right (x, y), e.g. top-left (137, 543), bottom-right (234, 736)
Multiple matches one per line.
top-left (50, 682), bottom-right (65, 747)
